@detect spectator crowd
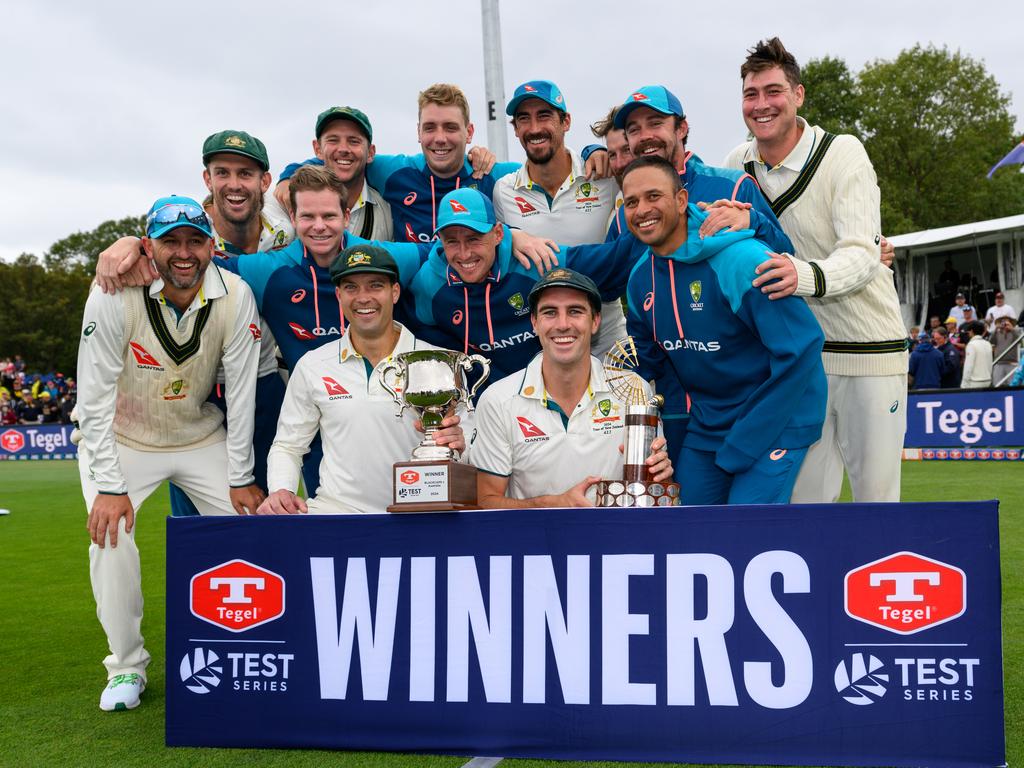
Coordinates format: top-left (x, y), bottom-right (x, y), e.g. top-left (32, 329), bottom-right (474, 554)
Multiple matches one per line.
top-left (0, 355), bottom-right (77, 426)
top-left (907, 290), bottom-right (1024, 390)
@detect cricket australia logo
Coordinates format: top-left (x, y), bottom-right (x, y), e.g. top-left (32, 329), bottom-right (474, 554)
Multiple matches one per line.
top-left (507, 292), bottom-right (529, 316)
top-left (180, 648), bottom-right (223, 694)
top-left (599, 399), bottom-right (611, 416)
top-left (689, 280), bottom-right (703, 311)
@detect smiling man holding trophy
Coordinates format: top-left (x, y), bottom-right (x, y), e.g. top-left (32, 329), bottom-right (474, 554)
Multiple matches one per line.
top-left (471, 268), bottom-right (674, 508)
top-left (259, 244), bottom-right (468, 515)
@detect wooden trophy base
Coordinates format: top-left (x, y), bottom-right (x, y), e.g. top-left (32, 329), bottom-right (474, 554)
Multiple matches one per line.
top-left (388, 460), bottom-right (479, 513)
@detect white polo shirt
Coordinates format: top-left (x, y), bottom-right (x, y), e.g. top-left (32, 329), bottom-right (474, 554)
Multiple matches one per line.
top-left (266, 323), bottom-right (451, 512)
top-left (470, 354), bottom-right (650, 501)
top-left (492, 149), bottom-right (626, 358)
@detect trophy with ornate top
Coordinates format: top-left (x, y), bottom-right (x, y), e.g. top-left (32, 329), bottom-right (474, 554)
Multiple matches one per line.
top-left (595, 337), bottom-right (681, 507)
top-left (379, 349), bottom-right (490, 512)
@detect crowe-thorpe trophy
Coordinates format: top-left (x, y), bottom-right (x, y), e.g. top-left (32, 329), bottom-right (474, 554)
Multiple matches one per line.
top-left (379, 349), bottom-right (490, 512)
top-left (596, 337), bottom-right (681, 507)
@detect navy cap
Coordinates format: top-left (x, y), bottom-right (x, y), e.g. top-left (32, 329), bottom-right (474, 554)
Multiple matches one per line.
top-left (613, 85), bottom-right (685, 129)
top-left (528, 268), bottom-right (602, 313)
top-left (330, 244), bottom-right (399, 284)
top-left (506, 80), bottom-right (568, 116)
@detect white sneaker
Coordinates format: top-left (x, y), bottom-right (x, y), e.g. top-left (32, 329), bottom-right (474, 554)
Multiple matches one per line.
top-left (99, 673), bottom-right (145, 711)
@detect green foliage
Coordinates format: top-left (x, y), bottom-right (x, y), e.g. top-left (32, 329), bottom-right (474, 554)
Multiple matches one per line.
top-left (45, 215), bottom-right (145, 272)
top-left (802, 45), bottom-right (1024, 236)
top-left (799, 56), bottom-right (861, 139)
top-left (0, 254), bottom-right (93, 373)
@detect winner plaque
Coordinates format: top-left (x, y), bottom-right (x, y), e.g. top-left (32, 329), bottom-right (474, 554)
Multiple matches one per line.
top-left (379, 349), bottom-right (490, 512)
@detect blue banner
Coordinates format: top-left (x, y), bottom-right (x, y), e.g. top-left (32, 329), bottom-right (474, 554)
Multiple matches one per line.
top-left (166, 503), bottom-right (1004, 766)
top-left (907, 389), bottom-right (1024, 448)
top-left (0, 424), bottom-right (76, 460)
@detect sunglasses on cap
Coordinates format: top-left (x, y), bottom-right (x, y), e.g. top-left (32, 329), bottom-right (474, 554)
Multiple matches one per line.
top-left (146, 203), bottom-right (210, 235)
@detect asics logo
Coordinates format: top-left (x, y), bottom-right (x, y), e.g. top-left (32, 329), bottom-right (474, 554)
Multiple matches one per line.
top-left (291, 289), bottom-right (306, 303)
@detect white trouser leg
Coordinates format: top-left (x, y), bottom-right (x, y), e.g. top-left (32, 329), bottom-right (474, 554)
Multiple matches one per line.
top-left (80, 443), bottom-right (165, 681)
top-left (791, 376), bottom-right (844, 503)
top-left (169, 440), bottom-right (238, 516)
top-left (836, 374), bottom-right (907, 502)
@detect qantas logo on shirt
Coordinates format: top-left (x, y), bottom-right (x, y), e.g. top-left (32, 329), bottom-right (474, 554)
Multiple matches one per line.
top-left (515, 416), bottom-right (548, 441)
top-left (247, 323), bottom-right (261, 341)
top-left (513, 196), bottom-right (538, 215)
top-left (322, 377), bottom-right (352, 400)
top-left (130, 342), bottom-right (163, 369)
top-left (288, 323), bottom-right (314, 340)
top-left (405, 222), bottom-right (419, 242)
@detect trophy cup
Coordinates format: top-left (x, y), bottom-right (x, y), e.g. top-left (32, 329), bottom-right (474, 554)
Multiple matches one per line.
top-left (379, 350), bottom-right (490, 512)
top-left (595, 337), bottom-right (681, 507)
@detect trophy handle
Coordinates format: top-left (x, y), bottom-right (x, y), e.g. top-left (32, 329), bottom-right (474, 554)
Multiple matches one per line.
top-left (379, 359), bottom-right (406, 416)
top-left (460, 354), bottom-right (491, 412)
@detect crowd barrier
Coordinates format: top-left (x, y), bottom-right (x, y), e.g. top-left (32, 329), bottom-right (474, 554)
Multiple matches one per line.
top-left (166, 502), bottom-right (1004, 766)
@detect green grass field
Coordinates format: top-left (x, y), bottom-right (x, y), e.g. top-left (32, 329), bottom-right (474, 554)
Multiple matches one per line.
top-left (0, 461), bottom-right (1019, 768)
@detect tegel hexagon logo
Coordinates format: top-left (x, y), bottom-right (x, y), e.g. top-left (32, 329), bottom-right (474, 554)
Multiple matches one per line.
top-left (191, 559), bottom-right (285, 632)
top-left (1, 429), bottom-right (25, 453)
top-left (835, 653), bottom-right (888, 705)
top-left (180, 648), bottom-right (223, 694)
top-left (845, 551), bottom-right (966, 634)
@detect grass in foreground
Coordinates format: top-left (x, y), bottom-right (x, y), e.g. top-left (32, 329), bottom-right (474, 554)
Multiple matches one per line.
top-left (0, 461), bottom-right (1018, 768)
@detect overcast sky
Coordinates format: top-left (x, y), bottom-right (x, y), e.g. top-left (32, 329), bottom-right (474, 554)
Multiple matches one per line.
top-left (2, 0), bottom-right (1020, 261)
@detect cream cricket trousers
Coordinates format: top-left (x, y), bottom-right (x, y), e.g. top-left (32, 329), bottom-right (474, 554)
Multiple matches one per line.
top-left (791, 373), bottom-right (907, 503)
top-left (79, 440), bottom-right (236, 681)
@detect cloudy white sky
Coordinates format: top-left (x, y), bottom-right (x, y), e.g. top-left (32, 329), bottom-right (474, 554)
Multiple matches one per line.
top-left (2, 0), bottom-right (1020, 261)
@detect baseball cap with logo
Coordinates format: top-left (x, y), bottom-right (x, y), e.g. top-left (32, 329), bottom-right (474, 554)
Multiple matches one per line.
top-left (202, 130), bottom-right (270, 171)
top-left (434, 189), bottom-right (497, 236)
top-left (315, 106), bottom-right (373, 142)
top-left (145, 195), bottom-right (213, 239)
top-left (613, 85), bottom-right (685, 129)
top-left (528, 267), bottom-right (602, 314)
top-left (329, 244), bottom-right (399, 284)
top-left (506, 80), bottom-right (568, 116)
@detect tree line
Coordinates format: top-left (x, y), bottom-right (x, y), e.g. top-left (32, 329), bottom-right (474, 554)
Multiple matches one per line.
top-left (3, 45), bottom-right (1022, 374)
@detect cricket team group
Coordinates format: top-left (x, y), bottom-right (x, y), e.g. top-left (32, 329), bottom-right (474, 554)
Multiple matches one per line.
top-left (77, 37), bottom-right (906, 711)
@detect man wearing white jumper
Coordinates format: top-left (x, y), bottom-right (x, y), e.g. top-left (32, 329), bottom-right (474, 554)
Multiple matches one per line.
top-left (76, 196), bottom-right (263, 712)
top-left (724, 38), bottom-right (907, 503)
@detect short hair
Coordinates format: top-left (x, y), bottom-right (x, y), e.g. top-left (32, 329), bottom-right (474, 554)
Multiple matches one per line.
top-left (933, 326), bottom-right (949, 338)
top-left (288, 165), bottom-right (349, 214)
top-left (621, 155), bottom-right (682, 193)
top-left (965, 320), bottom-right (986, 336)
top-left (740, 37), bottom-right (802, 89)
top-left (590, 106), bottom-right (621, 139)
top-left (418, 83), bottom-right (470, 124)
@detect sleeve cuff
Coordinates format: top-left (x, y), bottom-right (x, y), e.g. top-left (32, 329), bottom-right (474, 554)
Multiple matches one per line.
top-left (791, 256), bottom-right (825, 298)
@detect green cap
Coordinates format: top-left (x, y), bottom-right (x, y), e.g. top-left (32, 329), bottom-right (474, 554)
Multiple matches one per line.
top-left (202, 130), bottom-right (269, 172)
top-left (330, 244), bottom-right (399, 284)
top-left (528, 268), bottom-right (602, 314)
top-left (315, 106), bottom-right (373, 142)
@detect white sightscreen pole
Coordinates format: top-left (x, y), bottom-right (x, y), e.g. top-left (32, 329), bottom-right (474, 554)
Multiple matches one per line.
top-left (480, 0), bottom-right (509, 162)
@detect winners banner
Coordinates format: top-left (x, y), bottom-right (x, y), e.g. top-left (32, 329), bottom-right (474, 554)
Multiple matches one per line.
top-left (166, 503), bottom-right (1004, 766)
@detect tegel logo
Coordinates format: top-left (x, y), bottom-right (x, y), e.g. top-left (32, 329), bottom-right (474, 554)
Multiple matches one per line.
top-left (180, 648), bottom-right (223, 694)
top-left (834, 653), bottom-right (888, 705)
top-left (845, 552), bottom-right (966, 634)
top-left (191, 559), bottom-right (285, 632)
top-left (1, 429), bottom-right (25, 453)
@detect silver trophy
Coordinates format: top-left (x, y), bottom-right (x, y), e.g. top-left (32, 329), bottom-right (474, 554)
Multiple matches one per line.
top-left (379, 349), bottom-right (490, 461)
top-left (597, 337), bottom-right (680, 507)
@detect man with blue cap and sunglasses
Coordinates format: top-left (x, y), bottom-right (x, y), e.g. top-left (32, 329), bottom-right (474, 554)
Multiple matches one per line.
top-left (76, 196), bottom-right (263, 712)
top-left (492, 80), bottom-right (625, 358)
